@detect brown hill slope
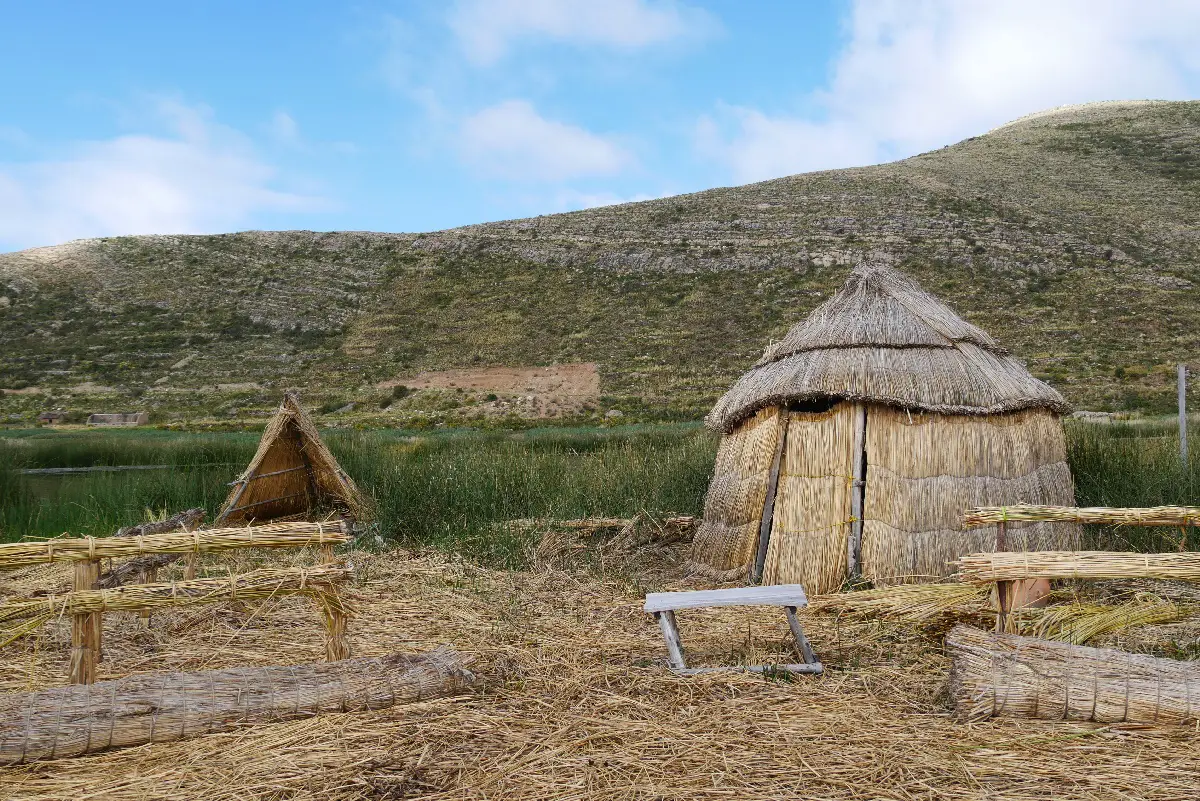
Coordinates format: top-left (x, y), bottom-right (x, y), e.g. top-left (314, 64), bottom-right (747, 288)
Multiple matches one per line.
top-left (1, 100), bottom-right (1197, 426)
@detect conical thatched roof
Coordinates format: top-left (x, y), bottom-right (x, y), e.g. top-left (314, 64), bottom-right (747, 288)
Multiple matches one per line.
top-left (706, 265), bottom-right (1069, 433)
top-left (216, 392), bottom-right (368, 526)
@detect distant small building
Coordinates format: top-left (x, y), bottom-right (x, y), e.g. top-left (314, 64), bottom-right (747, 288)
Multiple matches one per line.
top-left (37, 411), bottom-right (67, 425)
top-left (86, 412), bottom-right (149, 427)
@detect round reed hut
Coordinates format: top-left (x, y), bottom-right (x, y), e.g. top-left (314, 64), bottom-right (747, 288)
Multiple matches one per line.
top-left (691, 264), bottom-right (1081, 593)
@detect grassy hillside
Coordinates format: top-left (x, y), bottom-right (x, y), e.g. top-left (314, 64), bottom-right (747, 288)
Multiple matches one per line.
top-left (2, 100), bottom-right (1198, 427)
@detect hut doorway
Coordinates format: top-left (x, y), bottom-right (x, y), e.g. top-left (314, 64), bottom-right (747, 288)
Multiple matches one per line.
top-left (750, 401), bottom-right (868, 590)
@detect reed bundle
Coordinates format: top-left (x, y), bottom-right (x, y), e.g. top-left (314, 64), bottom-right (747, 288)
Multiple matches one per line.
top-left (811, 583), bottom-right (991, 623)
top-left (0, 521), bottom-right (349, 569)
top-left (0, 646), bottom-right (474, 765)
top-left (1027, 595), bottom-right (1185, 645)
top-left (0, 567), bottom-right (350, 637)
top-left (947, 624), bottom-right (1200, 726)
top-left (964, 504), bottom-right (1200, 528)
top-left (955, 550), bottom-right (1200, 583)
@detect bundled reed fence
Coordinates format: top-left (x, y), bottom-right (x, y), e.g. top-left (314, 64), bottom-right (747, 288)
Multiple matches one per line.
top-left (955, 551), bottom-right (1200, 583)
top-left (0, 521), bottom-right (353, 683)
top-left (964, 504), bottom-right (1200, 528)
top-left (0, 566), bottom-right (350, 626)
top-left (947, 625), bottom-right (1200, 726)
top-left (0, 646), bottom-right (475, 765)
top-left (0, 521), bottom-right (349, 569)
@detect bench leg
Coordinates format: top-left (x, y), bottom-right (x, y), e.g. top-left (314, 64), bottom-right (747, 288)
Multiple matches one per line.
top-left (655, 611), bottom-right (687, 670)
top-left (785, 606), bottom-right (818, 665)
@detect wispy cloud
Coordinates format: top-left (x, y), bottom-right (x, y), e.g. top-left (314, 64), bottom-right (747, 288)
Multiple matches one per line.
top-left (0, 100), bottom-right (325, 251)
top-left (458, 100), bottom-right (632, 181)
top-left (448, 0), bottom-right (716, 65)
top-left (701, 0), bottom-right (1200, 183)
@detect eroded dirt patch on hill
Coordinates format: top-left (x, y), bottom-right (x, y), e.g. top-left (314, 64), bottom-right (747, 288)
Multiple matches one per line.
top-left (379, 363), bottom-right (601, 414)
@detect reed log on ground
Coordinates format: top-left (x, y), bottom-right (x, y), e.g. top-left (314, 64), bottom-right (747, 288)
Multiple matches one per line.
top-left (0, 522), bottom-right (350, 569)
top-left (114, 508), bottom-right (206, 538)
top-left (0, 646), bottom-right (475, 765)
top-left (964, 504), bottom-right (1200, 528)
top-left (955, 551), bottom-right (1200, 583)
top-left (0, 566), bottom-right (351, 633)
top-left (947, 624), bottom-right (1200, 726)
top-left (98, 508), bottom-right (207, 589)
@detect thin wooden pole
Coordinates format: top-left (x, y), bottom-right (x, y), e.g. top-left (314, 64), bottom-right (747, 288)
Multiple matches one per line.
top-left (751, 411), bottom-right (789, 584)
top-left (847, 403), bottom-right (868, 581)
top-left (68, 559), bottom-right (100, 684)
top-left (1180, 364), bottom-right (1189, 466)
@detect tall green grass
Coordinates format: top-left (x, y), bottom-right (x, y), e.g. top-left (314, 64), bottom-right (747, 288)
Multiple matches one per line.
top-left (1065, 418), bottom-right (1198, 551)
top-left (0, 425), bottom-right (716, 566)
top-left (1, 419), bottom-right (1195, 563)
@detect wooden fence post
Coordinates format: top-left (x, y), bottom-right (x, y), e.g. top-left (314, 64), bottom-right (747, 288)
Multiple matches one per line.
top-left (68, 559), bottom-right (100, 684)
top-left (1180, 364), bottom-right (1189, 466)
top-left (318, 535), bottom-right (348, 661)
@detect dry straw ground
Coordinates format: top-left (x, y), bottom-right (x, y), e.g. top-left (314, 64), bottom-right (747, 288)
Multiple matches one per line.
top-left (1, 542), bottom-right (1199, 800)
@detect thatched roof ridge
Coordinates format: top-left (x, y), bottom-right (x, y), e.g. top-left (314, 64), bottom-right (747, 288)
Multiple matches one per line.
top-left (756, 264), bottom-right (1003, 365)
top-left (708, 265), bottom-right (1069, 432)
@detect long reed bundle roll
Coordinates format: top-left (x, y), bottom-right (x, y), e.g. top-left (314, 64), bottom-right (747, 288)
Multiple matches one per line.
top-left (955, 551), bottom-right (1200, 583)
top-left (964, 504), bottom-right (1200, 528)
top-left (947, 625), bottom-right (1200, 726)
top-left (0, 646), bottom-right (475, 765)
top-left (0, 521), bottom-right (350, 569)
top-left (0, 566), bottom-right (351, 627)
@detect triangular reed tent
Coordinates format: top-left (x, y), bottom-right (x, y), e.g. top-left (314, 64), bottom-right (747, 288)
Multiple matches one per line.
top-left (216, 392), bottom-right (368, 526)
top-left (691, 264), bottom-right (1081, 594)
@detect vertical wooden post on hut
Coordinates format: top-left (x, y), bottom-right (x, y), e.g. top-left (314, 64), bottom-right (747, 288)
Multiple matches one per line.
top-left (846, 403), bottom-right (868, 581)
top-left (68, 558), bottom-right (101, 684)
top-left (1180, 364), bottom-right (1189, 466)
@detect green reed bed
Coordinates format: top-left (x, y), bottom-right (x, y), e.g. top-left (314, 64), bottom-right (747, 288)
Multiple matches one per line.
top-left (1, 418), bottom-right (1195, 565)
top-left (0, 424), bottom-right (717, 567)
top-left (1066, 418), bottom-right (1199, 551)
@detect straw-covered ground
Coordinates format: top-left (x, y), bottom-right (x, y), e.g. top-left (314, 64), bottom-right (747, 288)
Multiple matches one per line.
top-left (2, 540), bottom-right (1199, 801)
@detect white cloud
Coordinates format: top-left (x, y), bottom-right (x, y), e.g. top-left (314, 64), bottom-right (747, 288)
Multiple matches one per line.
top-left (449, 0), bottom-right (715, 64)
top-left (703, 0), bottom-right (1200, 184)
top-left (268, 110), bottom-right (301, 146)
top-left (459, 100), bottom-right (632, 181)
top-left (0, 101), bottom-right (324, 251)
top-left (555, 189), bottom-right (663, 210)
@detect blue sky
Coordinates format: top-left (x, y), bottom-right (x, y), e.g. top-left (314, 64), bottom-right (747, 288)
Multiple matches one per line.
top-left (2, 0), bottom-right (1198, 251)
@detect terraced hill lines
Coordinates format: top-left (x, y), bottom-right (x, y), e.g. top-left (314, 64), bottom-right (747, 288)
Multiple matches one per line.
top-left (1, 101), bottom-right (1197, 426)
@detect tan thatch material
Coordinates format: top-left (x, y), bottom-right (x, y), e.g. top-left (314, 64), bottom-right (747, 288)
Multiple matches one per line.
top-left (690, 407), bottom-right (783, 574)
top-left (947, 625), bottom-right (1200, 726)
top-left (956, 550), bottom-right (1200, 583)
top-left (761, 404), bottom-right (855, 590)
top-left (0, 646), bottom-right (475, 765)
top-left (691, 265), bottom-right (1079, 590)
top-left (706, 265), bottom-right (1069, 434)
top-left (217, 393), bottom-right (368, 525)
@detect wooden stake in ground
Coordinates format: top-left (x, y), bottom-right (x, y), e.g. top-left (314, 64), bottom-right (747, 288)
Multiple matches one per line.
top-left (1180, 363), bottom-right (1189, 465)
top-left (68, 559), bottom-right (100, 684)
top-left (0, 647), bottom-right (475, 765)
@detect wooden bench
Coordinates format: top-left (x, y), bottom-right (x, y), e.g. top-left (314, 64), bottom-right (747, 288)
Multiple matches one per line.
top-left (643, 585), bottom-right (822, 675)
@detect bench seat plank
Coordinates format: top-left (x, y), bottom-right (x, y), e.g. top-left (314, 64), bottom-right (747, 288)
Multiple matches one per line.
top-left (644, 584), bottom-right (809, 613)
